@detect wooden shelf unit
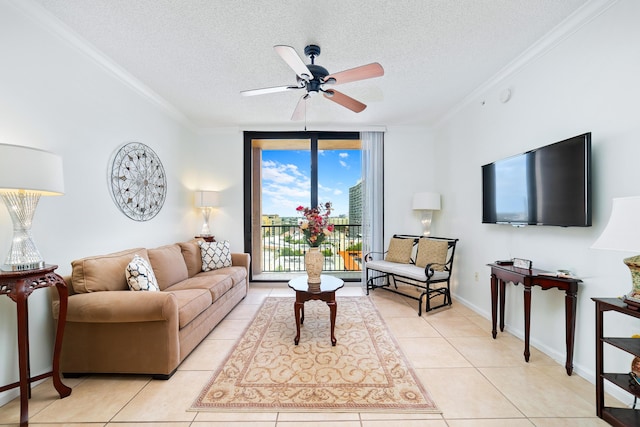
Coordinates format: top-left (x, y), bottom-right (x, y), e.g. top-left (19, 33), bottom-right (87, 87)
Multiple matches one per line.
top-left (593, 297), bottom-right (640, 426)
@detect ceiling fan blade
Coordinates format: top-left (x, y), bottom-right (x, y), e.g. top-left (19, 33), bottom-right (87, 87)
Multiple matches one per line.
top-left (274, 45), bottom-right (312, 81)
top-left (323, 90), bottom-right (366, 113)
top-left (324, 62), bottom-right (384, 85)
top-left (240, 85), bottom-right (299, 96)
top-left (291, 94), bottom-right (309, 121)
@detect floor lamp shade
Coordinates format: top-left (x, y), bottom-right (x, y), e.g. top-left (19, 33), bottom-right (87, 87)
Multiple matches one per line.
top-left (194, 191), bottom-right (219, 237)
top-left (591, 196), bottom-right (640, 305)
top-left (0, 144), bottom-right (64, 271)
top-left (412, 192), bottom-right (441, 236)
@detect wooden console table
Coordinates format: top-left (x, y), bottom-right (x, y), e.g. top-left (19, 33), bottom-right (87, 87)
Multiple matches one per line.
top-left (0, 265), bottom-right (72, 426)
top-left (488, 263), bottom-right (581, 375)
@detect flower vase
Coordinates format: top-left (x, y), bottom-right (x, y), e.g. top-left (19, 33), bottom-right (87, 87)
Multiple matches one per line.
top-left (305, 247), bottom-right (323, 284)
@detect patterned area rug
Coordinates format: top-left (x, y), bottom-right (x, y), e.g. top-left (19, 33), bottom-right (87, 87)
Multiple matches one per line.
top-left (190, 296), bottom-right (440, 413)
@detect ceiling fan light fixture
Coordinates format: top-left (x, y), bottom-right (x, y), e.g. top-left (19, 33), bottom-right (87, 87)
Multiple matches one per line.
top-left (242, 43), bottom-right (383, 120)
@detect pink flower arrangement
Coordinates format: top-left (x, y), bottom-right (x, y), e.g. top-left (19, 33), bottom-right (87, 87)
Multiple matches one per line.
top-left (296, 202), bottom-right (334, 247)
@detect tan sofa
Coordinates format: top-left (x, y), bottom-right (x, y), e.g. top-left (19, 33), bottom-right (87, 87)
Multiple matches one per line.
top-left (52, 239), bottom-right (250, 379)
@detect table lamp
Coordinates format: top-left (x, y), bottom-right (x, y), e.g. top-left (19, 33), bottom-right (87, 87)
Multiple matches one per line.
top-left (194, 190), bottom-right (219, 237)
top-left (591, 196), bottom-right (640, 308)
top-left (0, 144), bottom-right (64, 271)
top-left (412, 192), bottom-right (441, 236)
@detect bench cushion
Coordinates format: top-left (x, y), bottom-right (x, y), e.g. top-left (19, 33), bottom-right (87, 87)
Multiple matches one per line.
top-left (367, 260), bottom-right (450, 282)
top-left (415, 238), bottom-right (448, 271)
top-left (385, 237), bottom-right (414, 263)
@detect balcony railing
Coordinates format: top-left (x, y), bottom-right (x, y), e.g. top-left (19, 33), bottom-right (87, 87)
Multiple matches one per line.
top-left (261, 224), bottom-right (362, 273)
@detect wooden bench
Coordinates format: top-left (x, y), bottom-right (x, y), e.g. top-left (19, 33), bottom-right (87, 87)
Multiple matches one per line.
top-left (364, 235), bottom-right (458, 316)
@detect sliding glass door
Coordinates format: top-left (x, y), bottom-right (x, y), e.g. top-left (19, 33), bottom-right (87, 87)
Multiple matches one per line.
top-left (244, 131), bottom-right (362, 281)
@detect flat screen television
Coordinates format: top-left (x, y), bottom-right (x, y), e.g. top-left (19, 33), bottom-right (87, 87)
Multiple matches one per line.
top-left (482, 132), bottom-right (592, 227)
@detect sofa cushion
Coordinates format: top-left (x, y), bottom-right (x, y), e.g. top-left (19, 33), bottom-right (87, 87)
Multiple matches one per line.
top-left (199, 266), bottom-right (247, 286)
top-left (125, 255), bottom-right (160, 291)
top-left (385, 237), bottom-right (414, 264)
top-left (415, 238), bottom-right (448, 271)
top-left (178, 240), bottom-right (203, 278)
top-left (167, 274), bottom-right (234, 303)
top-left (166, 288), bottom-right (212, 329)
top-left (199, 240), bottom-right (232, 271)
top-left (148, 244), bottom-right (189, 290)
top-left (71, 248), bottom-right (148, 293)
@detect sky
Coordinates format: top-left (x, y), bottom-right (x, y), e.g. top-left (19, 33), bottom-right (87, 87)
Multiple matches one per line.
top-left (262, 149), bottom-right (361, 217)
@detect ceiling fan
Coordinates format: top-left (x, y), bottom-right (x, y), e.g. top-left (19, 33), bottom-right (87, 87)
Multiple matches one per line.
top-left (241, 44), bottom-right (384, 121)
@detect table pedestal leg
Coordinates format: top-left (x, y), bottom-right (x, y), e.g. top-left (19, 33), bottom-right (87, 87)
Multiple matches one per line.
top-left (327, 298), bottom-right (337, 346)
top-left (565, 289), bottom-right (577, 375)
top-left (16, 280), bottom-right (29, 427)
top-left (491, 274), bottom-right (498, 339)
top-left (294, 301), bottom-right (303, 345)
top-left (52, 282), bottom-right (72, 397)
top-left (499, 280), bottom-right (506, 332)
top-left (523, 285), bottom-right (531, 362)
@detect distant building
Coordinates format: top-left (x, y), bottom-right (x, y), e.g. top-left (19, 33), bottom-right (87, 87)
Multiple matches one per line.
top-left (349, 181), bottom-right (362, 224)
top-left (330, 216), bottom-right (349, 226)
top-left (262, 214), bottom-right (281, 226)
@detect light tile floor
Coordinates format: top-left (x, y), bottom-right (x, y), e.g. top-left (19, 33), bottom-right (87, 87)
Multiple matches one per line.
top-left (0, 283), bottom-right (620, 426)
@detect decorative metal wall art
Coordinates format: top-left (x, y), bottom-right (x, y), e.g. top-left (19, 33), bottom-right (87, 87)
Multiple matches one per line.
top-left (109, 142), bottom-right (166, 221)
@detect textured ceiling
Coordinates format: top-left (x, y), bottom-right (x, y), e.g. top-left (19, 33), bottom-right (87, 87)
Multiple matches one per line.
top-left (29, 0), bottom-right (592, 129)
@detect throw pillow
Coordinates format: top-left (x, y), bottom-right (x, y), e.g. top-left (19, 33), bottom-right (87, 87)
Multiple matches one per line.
top-left (125, 254), bottom-right (160, 291)
top-left (199, 240), bottom-right (232, 271)
top-left (384, 237), bottom-right (414, 264)
top-left (415, 238), bottom-right (449, 271)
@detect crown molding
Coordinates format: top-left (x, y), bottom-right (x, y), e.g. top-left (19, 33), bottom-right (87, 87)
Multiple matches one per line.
top-left (9, 0), bottom-right (197, 132)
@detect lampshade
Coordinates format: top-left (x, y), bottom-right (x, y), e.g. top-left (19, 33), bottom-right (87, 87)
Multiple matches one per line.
top-left (0, 144), bottom-right (64, 195)
top-left (591, 196), bottom-right (640, 252)
top-left (0, 144), bottom-right (64, 271)
top-left (194, 191), bottom-right (220, 208)
top-left (592, 196), bottom-right (640, 308)
top-left (412, 192), bottom-right (441, 210)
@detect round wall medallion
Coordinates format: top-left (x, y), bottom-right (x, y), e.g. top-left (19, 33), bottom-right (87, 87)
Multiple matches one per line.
top-left (109, 142), bottom-right (167, 221)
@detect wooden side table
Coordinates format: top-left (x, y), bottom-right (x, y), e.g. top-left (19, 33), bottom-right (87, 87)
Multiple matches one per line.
top-left (0, 265), bottom-right (72, 426)
top-left (287, 275), bottom-right (344, 346)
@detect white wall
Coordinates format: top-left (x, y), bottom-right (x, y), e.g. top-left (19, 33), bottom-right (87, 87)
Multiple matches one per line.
top-left (0, 2), bottom-right (204, 405)
top-left (189, 129), bottom-right (246, 250)
top-left (434, 0), bottom-right (640, 403)
top-left (383, 126), bottom-right (437, 242)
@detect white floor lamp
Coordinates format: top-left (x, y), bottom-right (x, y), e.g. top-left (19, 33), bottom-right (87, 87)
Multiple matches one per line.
top-left (0, 144), bottom-right (64, 271)
top-left (412, 192), bottom-right (441, 237)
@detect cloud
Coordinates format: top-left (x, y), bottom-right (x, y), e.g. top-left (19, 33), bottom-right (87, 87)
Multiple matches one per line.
top-left (339, 153), bottom-right (349, 158)
top-left (262, 160), bottom-right (304, 184)
top-left (262, 159), bottom-right (312, 214)
top-left (339, 160), bottom-right (348, 168)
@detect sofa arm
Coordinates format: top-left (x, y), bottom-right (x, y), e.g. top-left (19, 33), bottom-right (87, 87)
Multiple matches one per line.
top-left (52, 291), bottom-right (178, 323)
top-left (231, 252), bottom-right (250, 280)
